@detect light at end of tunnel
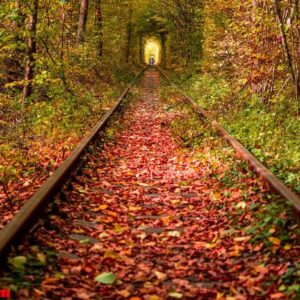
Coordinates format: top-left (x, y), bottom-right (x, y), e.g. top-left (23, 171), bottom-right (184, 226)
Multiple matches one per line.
top-left (144, 38), bottom-right (161, 65)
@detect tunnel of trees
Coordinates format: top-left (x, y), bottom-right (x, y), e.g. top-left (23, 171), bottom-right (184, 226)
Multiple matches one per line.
top-left (0, 0), bottom-right (204, 96)
top-left (1, 0), bottom-right (300, 225)
top-left (1, 1), bottom-right (300, 298)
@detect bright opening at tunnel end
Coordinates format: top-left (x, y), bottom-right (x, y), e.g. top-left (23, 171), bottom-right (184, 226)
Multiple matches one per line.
top-left (144, 37), bottom-right (161, 65)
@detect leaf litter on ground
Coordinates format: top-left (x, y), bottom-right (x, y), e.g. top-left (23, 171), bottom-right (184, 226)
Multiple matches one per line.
top-left (1, 69), bottom-right (299, 299)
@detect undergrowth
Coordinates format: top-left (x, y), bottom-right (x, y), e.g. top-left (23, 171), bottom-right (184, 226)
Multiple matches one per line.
top-left (0, 65), bottom-right (136, 206)
top-left (164, 71), bottom-right (300, 193)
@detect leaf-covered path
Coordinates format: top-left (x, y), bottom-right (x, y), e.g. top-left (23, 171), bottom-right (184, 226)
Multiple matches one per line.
top-left (4, 69), bottom-right (300, 299)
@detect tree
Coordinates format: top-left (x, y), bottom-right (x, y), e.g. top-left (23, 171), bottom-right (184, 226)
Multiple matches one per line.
top-left (23, 0), bottom-right (39, 99)
top-left (77, 0), bottom-right (89, 44)
top-left (95, 0), bottom-right (103, 58)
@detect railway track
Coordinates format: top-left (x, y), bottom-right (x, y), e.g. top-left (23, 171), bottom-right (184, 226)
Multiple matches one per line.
top-left (157, 66), bottom-right (300, 218)
top-left (0, 67), bottom-right (146, 264)
top-left (0, 67), bottom-right (299, 299)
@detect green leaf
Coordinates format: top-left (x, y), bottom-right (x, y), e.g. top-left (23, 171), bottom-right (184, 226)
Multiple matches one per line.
top-left (10, 256), bottom-right (27, 269)
top-left (95, 272), bottom-right (116, 285)
top-left (279, 284), bottom-right (286, 291)
top-left (287, 284), bottom-right (300, 293)
top-left (79, 239), bottom-right (90, 244)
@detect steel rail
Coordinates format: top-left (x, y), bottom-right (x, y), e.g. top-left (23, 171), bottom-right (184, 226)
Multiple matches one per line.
top-left (0, 67), bottom-right (147, 263)
top-left (157, 66), bottom-right (300, 217)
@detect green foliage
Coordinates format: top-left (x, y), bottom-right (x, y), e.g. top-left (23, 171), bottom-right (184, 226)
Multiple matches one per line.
top-left (172, 72), bottom-right (300, 193)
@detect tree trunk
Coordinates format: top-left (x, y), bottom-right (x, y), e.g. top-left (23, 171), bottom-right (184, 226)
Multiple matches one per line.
top-left (139, 35), bottom-right (143, 64)
top-left (125, 24), bottom-right (132, 63)
top-left (294, 0), bottom-right (300, 113)
top-left (160, 32), bottom-right (167, 66)
top-left (95, 0), bottom-right (103, 58)
top-left (274, 0), bottom-right (300, 113)
top-left (77, 0), bottom-right (89, 44)
top-left (125, 8), bottom-right (133, 64)
top-left (23, 0), bottom-right (39, 99)
top-left (273, 0), bottom-right (296, 82)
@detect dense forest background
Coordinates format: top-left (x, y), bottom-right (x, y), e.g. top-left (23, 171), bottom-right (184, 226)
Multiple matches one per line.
top-left (0, 0), bottom-right (299, 200)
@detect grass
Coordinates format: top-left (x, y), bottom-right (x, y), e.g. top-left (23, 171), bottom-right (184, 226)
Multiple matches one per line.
top-left (163, 71), bottom-right (300, 193)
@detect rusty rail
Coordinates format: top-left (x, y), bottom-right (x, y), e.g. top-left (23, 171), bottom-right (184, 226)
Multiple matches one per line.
top-left (157, 66), bottom-right (300, 216)
top-left (0, 67), bottom-right (147, 263)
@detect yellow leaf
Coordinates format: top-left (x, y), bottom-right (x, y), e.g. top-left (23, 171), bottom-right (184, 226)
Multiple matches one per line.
top-left (168, 292), bottom-right (183, 299)
top-left (168, 231), bottom-right (181, 237)
top-left (138, 233), bottom-right (147, 239)
top-left (144, 281), bottom-right (153, 288)
top-left (106, 210), bottom-right (118, 217)
top-left (233, 236), bottom-right (250, 242)
top-left (269, 227), bottom-right (276, 234)
top-left (129, 206), bottom-right (141, 212)
top-left (113, 223), bottom-right (126, 234)
top-left (154, 271), bottom-right (167, 281)
top-left (104, 250), bottom-right (123, 260)
top-left (137, 183), bottom-right (153, 187)
top-left (37, 253), bottom-right (46, 264)
top-left (284, 244), bottom-right (292, 250)
top-left (194, 241), bottom-right (216, 249)
top-left (236, 201), bottom-right (247, 209)
top-left (99, 204), bottom-right (108, 210)
top-left (269, 237), bottom-right (281, 246)
top-left (171, 199), bottom-right (181, 204)
top-left (72, 229), bottom-right (85, 234)
top-left (117, 290), bottom-right (131, 297)
top-left (148, 295), bottom-right (161, 300)
top-left (211, 192), bottom-right (221, 201)
top-left (98, 232), bottom-right (109, 239)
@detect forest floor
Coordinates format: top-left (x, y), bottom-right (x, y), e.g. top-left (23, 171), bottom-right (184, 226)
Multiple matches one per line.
top-left (0, 72), bottom-right (126, 230)
top-left (1, 69), bottom-right (300, 299)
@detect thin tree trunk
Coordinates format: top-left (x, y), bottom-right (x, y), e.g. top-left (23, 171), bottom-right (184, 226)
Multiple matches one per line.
top-left (61, 2), bottom-right (66, 60)
top-left (60, 1), bottom-right (71, 93)
top-left (23, 0), bottom-right (39, 100)
top-left (125, 8), bottom-right (133, 64)
top-left (294, 0), bottom-right (300, 114)
top-left (139, 35), bottom-right (143, 64)
top-left (95, 0), bottom-right (103, 58)
top-left (77, 0), bottom-right (89, 44)
top-left (160, 32), bottom-right (167, 66)
top-left (274, 0), bottom-right (296, 82)
top-left (125, 24), bottom-right (132, 63)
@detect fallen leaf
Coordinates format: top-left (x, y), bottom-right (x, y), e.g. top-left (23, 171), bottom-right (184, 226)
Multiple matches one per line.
top-left (95, 272), bottom-right (116, 285)
top-left (10, 256), bottom-right (27, 269)
top-left (168, 292), bottom-right (183, 299)
top-left (147, 295), bottom-right (161, 300)
top-left (129, 206), bottom-right (142, 211)
top-left (236, 201), bottom-right (246, 209)
top-left (98, 204), bottom-right (108, 210)
top-left (168, 231), bottom-right (181, 237)
top-left (37, 253), bottom-right (46, 264)
top-left (117, 290), bottom-right (131, 297)
top-left (154, 271), bottom-right (167, 281)
top-left (104, 250), bottom-right (123, 260)
top-left (270, 293), bottom-right (285, 299)
top-left (269, 237), bottom-right (281, 246)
